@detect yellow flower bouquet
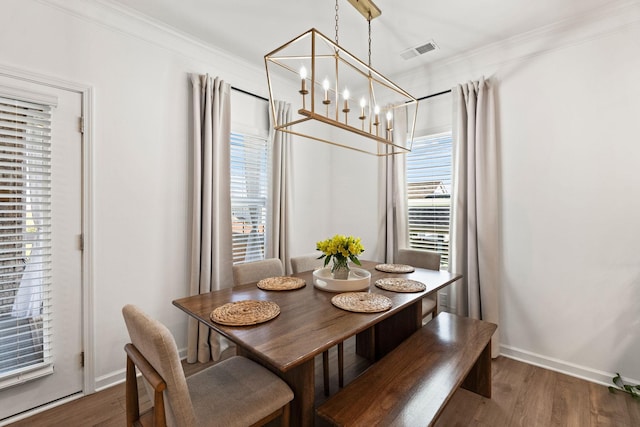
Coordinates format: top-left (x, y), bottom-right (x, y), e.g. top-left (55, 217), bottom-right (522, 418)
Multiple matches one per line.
top-left (316, 234), bottom-right (365, 279)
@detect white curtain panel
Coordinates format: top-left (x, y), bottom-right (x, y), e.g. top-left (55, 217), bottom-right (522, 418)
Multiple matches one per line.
top-left (268, 101), bottom-right (293, 273)
top-left (450, 77), bottom-right (500, 357)
top-left (379, 106), bottom-right (409, 263)
top-left (188, 74), bottom-right (234, 362)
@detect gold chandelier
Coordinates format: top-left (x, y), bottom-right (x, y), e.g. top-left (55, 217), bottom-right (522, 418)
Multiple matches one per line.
top-left (264, 0), bottom-right (418, 156)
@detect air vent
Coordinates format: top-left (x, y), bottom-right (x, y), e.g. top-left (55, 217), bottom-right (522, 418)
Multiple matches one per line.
top-left (400, 40), bottom-right (438, 60)
top-left (416, 42), bottom-right (437, 54)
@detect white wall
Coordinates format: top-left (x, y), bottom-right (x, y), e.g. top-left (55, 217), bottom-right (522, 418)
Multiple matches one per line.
top-left (328, 146), bottom-right (384, 261)
top-left (289, 136), bottom-right (334, 257)
top-left (287, 136), bottom-right (383, 263)
top-left (395, 2), bottom-right (640, 385)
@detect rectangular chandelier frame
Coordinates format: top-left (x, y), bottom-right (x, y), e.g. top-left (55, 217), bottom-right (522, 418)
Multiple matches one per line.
top-left (265, 28), bottom-right (418, 156)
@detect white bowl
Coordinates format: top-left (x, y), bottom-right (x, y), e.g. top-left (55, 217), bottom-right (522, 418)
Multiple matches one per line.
top-left (312, 267), bottom-right (371, 292)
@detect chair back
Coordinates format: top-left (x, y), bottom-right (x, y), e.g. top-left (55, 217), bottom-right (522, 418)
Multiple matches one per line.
top-left (122, 304), bottom-right (196, 426)
top-left (397, 249), bottom-right (441, 271)
top-left (232, 258), bottom-right (284, 286)
top-left (290, 253), bottom-right (324, 274)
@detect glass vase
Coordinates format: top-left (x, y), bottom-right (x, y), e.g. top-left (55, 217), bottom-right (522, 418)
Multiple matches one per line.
top-left (331, 257), bottom-right (350, 280)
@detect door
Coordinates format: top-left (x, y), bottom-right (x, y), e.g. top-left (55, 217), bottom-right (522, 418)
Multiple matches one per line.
top-left (0, 74), bottom-right (83, 421)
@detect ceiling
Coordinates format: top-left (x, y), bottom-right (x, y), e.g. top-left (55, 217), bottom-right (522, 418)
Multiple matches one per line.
top-left (109, 0), bottom-right (618, 78)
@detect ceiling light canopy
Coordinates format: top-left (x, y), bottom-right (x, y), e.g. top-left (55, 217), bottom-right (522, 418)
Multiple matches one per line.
top-left (264, 0), bottom-right (418, 156)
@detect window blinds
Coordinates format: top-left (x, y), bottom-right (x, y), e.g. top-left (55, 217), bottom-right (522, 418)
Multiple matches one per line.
top-left (230, 132), bottom-right (270, 264)
top-left (406, 132), bottom-right (452, 268)
top-left (0, 96), bottom-right (52, 381)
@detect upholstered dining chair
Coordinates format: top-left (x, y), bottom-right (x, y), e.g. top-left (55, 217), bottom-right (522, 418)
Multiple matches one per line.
top-left (396, 248), bottom-right (442, 321)
top-left (122, 304), bottom-right (293, 427)
top-left (290, 253), bottom-right (323, 276)
top-left (289, 253), bottom-right (342, 396)
top-left (232, 258), bottom-right (284, 286)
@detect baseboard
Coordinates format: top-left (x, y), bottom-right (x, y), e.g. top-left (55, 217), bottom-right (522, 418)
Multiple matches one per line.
top-left (94, 347), bottom-right (188, 391)
top-left (94, 368), bottom-right (126, 392)
top-left (499, 344), bottom-right (640, 388)
top-left (0, 393), bottom-right (83, 426)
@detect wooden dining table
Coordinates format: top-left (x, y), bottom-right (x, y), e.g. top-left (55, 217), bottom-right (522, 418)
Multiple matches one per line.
top-left (173, 260), bottom-right (462, 426)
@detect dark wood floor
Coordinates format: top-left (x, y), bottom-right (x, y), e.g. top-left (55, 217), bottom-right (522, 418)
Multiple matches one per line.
top-left (6, 337), bottom-right (640, 426)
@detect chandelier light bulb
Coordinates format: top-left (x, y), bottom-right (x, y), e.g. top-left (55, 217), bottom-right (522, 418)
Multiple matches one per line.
top-left (299, 66), bottom-right (308, 96)
top-left (373, 104), bottom-right (380, 134)
top-left (342, 88), bottom-right (350, 116)
top-left (322, 78), bottom-right (331, 103)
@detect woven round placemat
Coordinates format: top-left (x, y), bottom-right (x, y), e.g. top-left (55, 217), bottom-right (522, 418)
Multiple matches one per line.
top-left (331, 292), bottom-right (392, 313)
top-left (375, 263), bottom-right (415, 273)
top-left (257, 276), bottom-right (306, 291)
top-left (375, 278), bottom-right (426, 293)
top-left (210, 300), bottom-right (280, 326)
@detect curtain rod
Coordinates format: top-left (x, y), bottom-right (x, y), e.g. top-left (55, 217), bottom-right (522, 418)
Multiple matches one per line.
top-left (232, 85), bottom-right (450, 104)
top-left (416, 89), bottom-right (452, 102)
top-left (232, 86), bottom-right (451, 104)
top-left (231, 86), bottom-right (269, 102)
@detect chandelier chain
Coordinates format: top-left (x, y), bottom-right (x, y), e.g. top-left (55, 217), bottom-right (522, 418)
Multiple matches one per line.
top-left (335, 0), bottom-right (339, 45)
top-left (368, 14), bottom-right (372, 68)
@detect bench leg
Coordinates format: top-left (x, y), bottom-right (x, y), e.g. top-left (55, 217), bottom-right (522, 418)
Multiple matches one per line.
top-left (461, 339), bottom-right (492, 398)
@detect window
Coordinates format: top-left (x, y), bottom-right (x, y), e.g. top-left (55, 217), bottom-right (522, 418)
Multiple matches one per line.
top-left (230, 132), bottom-right (270, 264)
top-left (406, 132), bottom-right (452, 268)
top-left (0, 95), bottom-right (52, 378)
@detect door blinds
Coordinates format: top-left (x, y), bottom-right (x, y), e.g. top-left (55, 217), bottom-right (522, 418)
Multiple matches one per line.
top-left (0, 95), bottom-right (53, 382)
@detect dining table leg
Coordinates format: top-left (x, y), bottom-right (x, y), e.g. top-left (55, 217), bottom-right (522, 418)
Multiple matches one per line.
top-left (281, 358), bottom-right (315, 427)
top-left (356, 299), bottom-right (422, 361)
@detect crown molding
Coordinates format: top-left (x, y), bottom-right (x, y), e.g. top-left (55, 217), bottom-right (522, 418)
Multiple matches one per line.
top-left (37, 0), bottom-right (640, 102)
top-left (395, 0), bottom-right (640, 90)
top-left (37, 0), bottom-right (269, 97)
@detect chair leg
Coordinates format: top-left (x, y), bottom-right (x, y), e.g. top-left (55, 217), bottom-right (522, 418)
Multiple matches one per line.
top-left (280, 402), bottom-right (290, 427)
top-left (153, 388), bottom-right (166, 427)
top-left (125, 355), bottom-right (139, 427)
top-left (338, 342), bottom-right (344, 388)
top-left (323, 350), bottom-right (330, 396)
top-left (421, 297), bottom-right (439, 323)
top-left (124, 343), bottom-right (166, 427)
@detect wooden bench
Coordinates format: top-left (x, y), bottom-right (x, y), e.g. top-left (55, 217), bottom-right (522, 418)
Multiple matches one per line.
top-left (317, 312), bottom-right (497, 426)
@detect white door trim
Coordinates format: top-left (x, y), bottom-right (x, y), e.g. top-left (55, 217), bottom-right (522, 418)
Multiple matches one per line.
top-left (0, 63), bottom-right (95, 394)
